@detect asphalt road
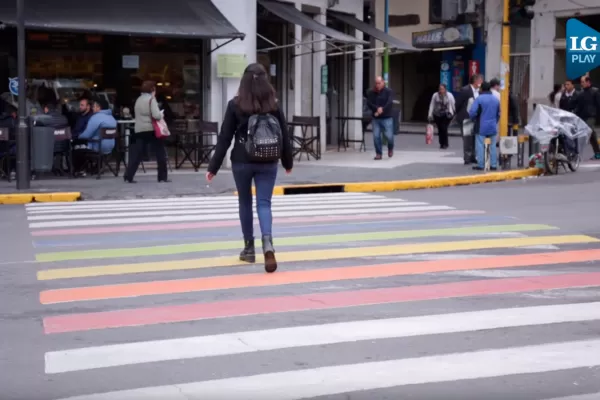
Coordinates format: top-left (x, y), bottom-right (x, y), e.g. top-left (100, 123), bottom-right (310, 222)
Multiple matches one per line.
top-left (1, 169), bottom-right (600, 400)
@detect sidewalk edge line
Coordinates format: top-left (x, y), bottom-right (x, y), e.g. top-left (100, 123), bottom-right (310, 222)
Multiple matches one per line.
top-left (235, 168), bottom-right (543, 196)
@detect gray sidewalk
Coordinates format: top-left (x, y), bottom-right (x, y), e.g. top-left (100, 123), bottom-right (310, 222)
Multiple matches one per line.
top-left (0, 134), bottom-right (594, 200)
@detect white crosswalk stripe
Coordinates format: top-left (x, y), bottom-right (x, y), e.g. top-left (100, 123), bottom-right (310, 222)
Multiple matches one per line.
top-left (55, 338), bottom-right (600, 400)
top-left (26, 193), bottom-right (456, 228)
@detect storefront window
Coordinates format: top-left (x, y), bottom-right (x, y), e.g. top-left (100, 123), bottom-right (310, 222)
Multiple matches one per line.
top-left (134, 52), bottom-right (201, 119)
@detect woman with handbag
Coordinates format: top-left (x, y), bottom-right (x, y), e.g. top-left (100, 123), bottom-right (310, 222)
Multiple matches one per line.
top-left (206, 63), bottom-right (294, 273)
top-left (427, 83), bottom-right (456, 149)
top-left (124, 80), bottom-right (169, 183)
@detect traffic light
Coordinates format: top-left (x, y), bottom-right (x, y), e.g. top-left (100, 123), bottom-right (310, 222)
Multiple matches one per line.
top-left (510, 0), bottom-right (535, 24)
top-left (519, 0), bottom-right (535, 19)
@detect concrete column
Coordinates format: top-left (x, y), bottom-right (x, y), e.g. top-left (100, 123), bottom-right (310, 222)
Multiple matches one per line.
top-left (293, 4), bottom-right (303, 120)
top-left (209, 0), bottom-right (257, 169)
top-left (485, 0), bottom-right (503, 80)
top-left (529, 12), bottom-right (555, 113)
top-left (313, 11), bottom-right (327, 152)
top-left (350, 27), bottom-right (364, 148)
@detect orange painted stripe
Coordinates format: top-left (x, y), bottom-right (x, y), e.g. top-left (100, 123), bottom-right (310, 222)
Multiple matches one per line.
top-left (40, 249), bottom-right (600, 304)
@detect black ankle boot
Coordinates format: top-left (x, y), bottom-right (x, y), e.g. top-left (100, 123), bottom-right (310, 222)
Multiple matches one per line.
top-left (262, 235), bottom-right (277, 273)
top-left (239, 239), bottom-right (255, 263)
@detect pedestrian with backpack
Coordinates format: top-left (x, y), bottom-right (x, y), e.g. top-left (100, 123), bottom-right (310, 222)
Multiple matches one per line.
top-left (206, 63), bottom-right (294, 273)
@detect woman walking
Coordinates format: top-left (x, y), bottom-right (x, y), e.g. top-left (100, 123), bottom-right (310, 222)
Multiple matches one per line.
top-left (206, 63), bottom-right (293, 273)
top-left (427, 83), bottom-right (456, 149)
top-left (124, 80), bottom-right (169, 183)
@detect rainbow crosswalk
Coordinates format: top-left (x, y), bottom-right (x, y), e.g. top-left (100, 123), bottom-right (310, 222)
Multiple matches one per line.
top-left (23, 192), bottom-right (600, 399)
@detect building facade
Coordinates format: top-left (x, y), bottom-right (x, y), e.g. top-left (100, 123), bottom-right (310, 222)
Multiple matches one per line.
top-left (529, 0), bottom-right (600, 112)
top-left (0, 0), bottom-right (369, 162)
top-left (371, 0), bottom-right (486, 123)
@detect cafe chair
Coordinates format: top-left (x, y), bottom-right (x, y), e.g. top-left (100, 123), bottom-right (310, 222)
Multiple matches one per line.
top-left (52, 127), bottom-right (74, 178)
top-left (198, 121), bottom-right (218, 166)
top-left (291, 116), bottom-right (321, 161)
top-left (0, 127), bottom-right (15, 182)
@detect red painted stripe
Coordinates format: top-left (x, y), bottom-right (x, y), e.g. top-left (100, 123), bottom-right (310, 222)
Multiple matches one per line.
top-left (30, 210), bottom-right (483, 236)
top-left (43, 272), bottom-right (600, 334)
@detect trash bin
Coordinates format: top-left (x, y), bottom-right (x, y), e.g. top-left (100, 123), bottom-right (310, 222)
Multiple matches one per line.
top-left (30, 125), bottom-right (57, 172)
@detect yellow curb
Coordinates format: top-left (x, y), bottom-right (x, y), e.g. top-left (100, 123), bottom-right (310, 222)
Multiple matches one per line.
top-left (0, 192), bottom-right (81, 204)
top-left (343, 168), bottom-right (542, 192)
top-left (33, 192), bottom-right (81, 202)
top-left (234, 168), bottom-right (543, 196)
top-left (0, 194), bottom-right (35, 204)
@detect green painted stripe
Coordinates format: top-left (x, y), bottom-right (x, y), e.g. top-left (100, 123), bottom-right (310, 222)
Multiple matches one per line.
top-left (35, 224), bottom-right (558, 262)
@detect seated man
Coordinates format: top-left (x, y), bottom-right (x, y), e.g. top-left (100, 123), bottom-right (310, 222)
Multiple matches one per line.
top-left (72, 97), bottom-right (93, 139)
top-left (468, 81), bottom-right (500, 171)
top-left (74, 97), bottom-right (117, 174)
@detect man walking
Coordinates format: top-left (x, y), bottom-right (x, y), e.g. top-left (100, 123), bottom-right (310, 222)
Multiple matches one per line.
top-left (366, 76), bottom-right (395, 160)
top-left (455, 74), bottom-right (483, 164)
top-left (573, 76), bottom-right (600, 160)
top-left (469, 81), bottom-right (500, 171)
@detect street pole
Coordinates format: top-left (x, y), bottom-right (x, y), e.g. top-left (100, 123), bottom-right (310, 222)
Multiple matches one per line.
top-left (499, 0), bottom-right (511, 139)
top-left (16, 0), bottom-right (30, 189)
top-left (382, 0), bottom-right (389, 85)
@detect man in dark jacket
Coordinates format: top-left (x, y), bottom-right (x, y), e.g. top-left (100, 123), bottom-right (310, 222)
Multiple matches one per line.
top-left (573, 76), bottom-right (600, 159)
top-left (366, 76), bottom-right (395, 160)
top-left (72, 97), bottom-right (92, 138)
top-left (455, 74), bottom-right (484, 164)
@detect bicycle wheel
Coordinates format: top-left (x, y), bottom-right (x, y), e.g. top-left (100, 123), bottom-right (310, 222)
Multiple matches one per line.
top-left (568, 154), bottom-right (581, 172)
top-left (543, 141), bottom-right (559, 175)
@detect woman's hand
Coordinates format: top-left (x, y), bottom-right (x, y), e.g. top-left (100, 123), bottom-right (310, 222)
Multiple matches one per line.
top-left (206, 172), bottom-right (215, 182)
top-left (285, 169), bottom-right (292, 175)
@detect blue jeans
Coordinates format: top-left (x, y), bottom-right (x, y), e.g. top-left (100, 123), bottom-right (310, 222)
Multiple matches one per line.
top-left (476, 134), bottom-right (498, 169)
top-left (372, 117), bottom-right (394, 155)
top-left (232, 162), bottom-right (278, 241)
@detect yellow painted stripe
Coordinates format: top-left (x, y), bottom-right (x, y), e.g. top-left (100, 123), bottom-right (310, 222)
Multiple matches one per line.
top-left (37, 235), bottom-right (598, 281)
top-left (35, 224), bottom-right (557, 262)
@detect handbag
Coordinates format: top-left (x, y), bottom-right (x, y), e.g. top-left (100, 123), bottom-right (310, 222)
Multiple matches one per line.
top-left (425, 124), bottom-right (434, 144)
top-left (149, 98), bottom-right (171, 139)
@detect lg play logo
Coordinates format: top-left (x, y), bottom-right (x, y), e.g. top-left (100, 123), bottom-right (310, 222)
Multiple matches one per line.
top-left (567, 18), bottom-right (600, 79)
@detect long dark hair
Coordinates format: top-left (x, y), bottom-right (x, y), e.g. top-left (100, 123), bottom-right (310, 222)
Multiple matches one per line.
top-left (548, 84), bottom-right (561, 103)
top-left (235, 63), bottom-right (277, 114)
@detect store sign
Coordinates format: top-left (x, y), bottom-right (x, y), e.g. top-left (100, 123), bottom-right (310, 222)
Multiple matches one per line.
top-left (8, 77), bottom-right (18, 96)
top-left (412, 24), bottom-right (474, 49)
top-left (320, 65), bottom-right (328, 95)
top-left (217, 54), bottom-right (247, 79)
top-left (122, 55), bottom-right (139, 69)
top-left (566, 18), bottom-right (600, 79)
top-left (440, 61), bottom-right (451, 88)
top-left (468, 60), bottom-right (480, 78)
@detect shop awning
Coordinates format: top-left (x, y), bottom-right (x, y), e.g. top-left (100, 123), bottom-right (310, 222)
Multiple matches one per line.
top-left (258, 0), bottom-right (367, 46)
top-left (328, 11), bottom-right (419, 52)
top-left (0, 0), bottom-right (244, 39)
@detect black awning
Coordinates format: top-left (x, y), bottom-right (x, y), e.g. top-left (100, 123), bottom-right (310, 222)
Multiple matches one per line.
top-left (328, 11), bottom-right (418, 52)
top-left (258, 0), bottom-right (367, 45)
top-left (0, 0), bottom-right (244, 39)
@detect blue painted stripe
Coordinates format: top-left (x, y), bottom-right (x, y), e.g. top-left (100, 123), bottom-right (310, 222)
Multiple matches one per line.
top-left (32, 215), bottom-right (514, 249)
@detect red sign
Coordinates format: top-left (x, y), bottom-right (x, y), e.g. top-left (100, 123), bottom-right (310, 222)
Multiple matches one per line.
top-left (469, 60), bottom-right (480, 78)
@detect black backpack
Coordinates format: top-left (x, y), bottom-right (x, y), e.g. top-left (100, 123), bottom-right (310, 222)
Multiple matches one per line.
top-left (243, 113), bottom-right (282, 162)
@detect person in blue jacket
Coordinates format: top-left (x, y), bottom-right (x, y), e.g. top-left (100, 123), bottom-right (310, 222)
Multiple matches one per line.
top-left (78, 97), bottom-right (116, 154)
top-left (468, 81), bottom-right (500, 171)
top-left (74, 97), bottom-right (116, 175)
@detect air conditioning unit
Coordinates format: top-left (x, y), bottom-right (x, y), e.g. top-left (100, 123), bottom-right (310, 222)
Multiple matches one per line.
top-left (499, 136), bottom-right (518, 155)
top-left (458, 0), bottom-right (477, 14)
